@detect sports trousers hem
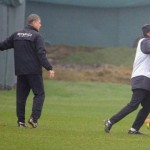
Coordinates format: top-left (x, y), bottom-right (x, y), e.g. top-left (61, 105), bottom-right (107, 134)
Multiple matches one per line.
top-left (109, 89), bottom-right (150, 130)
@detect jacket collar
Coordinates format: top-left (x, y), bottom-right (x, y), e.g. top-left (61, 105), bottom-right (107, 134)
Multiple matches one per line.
top-left (25, 25), bottom-right (38, 32)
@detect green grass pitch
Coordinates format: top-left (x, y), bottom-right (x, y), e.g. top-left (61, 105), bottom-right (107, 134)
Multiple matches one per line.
top-left (0, 80), bottom-right (150, 150)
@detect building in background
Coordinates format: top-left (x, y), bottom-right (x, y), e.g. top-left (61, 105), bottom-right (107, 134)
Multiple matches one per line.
top-left (26, 0), bottom-right (150, 48)
top-left (0, 0), bottom-right (25, 89)
top-left (1, 0), bottom-right (150, 89)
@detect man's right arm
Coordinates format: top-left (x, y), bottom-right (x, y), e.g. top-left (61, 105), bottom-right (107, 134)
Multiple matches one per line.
top-left (35, 34), bottom-right (53, 70)
top-left (35, 34), bottom-right (55, 78)
top-left (141, 38), bottom-right (150, 54)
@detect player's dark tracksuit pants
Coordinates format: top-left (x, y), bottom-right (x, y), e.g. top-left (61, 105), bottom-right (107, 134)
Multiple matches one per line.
top-left (16, 74), bottom-right (45, 123)
top-left (109, 89), bottom-right (150, 131)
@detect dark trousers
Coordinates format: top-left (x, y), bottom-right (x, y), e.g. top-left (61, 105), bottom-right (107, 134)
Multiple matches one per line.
top-left (110, 89), bottom-right (150, 130)
top-left (16, 74), bottom-right (45, 122)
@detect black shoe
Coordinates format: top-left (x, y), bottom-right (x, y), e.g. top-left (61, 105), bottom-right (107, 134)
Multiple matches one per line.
top-left (28, 117), bottom-right (38, 128)
top-left (128, 130), bottom-right (143, 135)
top-left (18, 122), bottom-right (28, 128)
top-left (104, 120), bottom-right (112, 133)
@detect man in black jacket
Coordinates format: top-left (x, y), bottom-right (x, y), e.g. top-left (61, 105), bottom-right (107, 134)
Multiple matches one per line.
top-left (0, 14), bottom-right (54, 128)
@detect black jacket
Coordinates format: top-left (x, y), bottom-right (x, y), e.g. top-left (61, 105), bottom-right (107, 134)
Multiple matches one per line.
top-left (0, 25), bottom-right (52, 75)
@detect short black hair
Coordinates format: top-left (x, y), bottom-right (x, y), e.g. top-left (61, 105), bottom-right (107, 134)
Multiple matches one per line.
top-left (142, 24), bottom-right (150, 37)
